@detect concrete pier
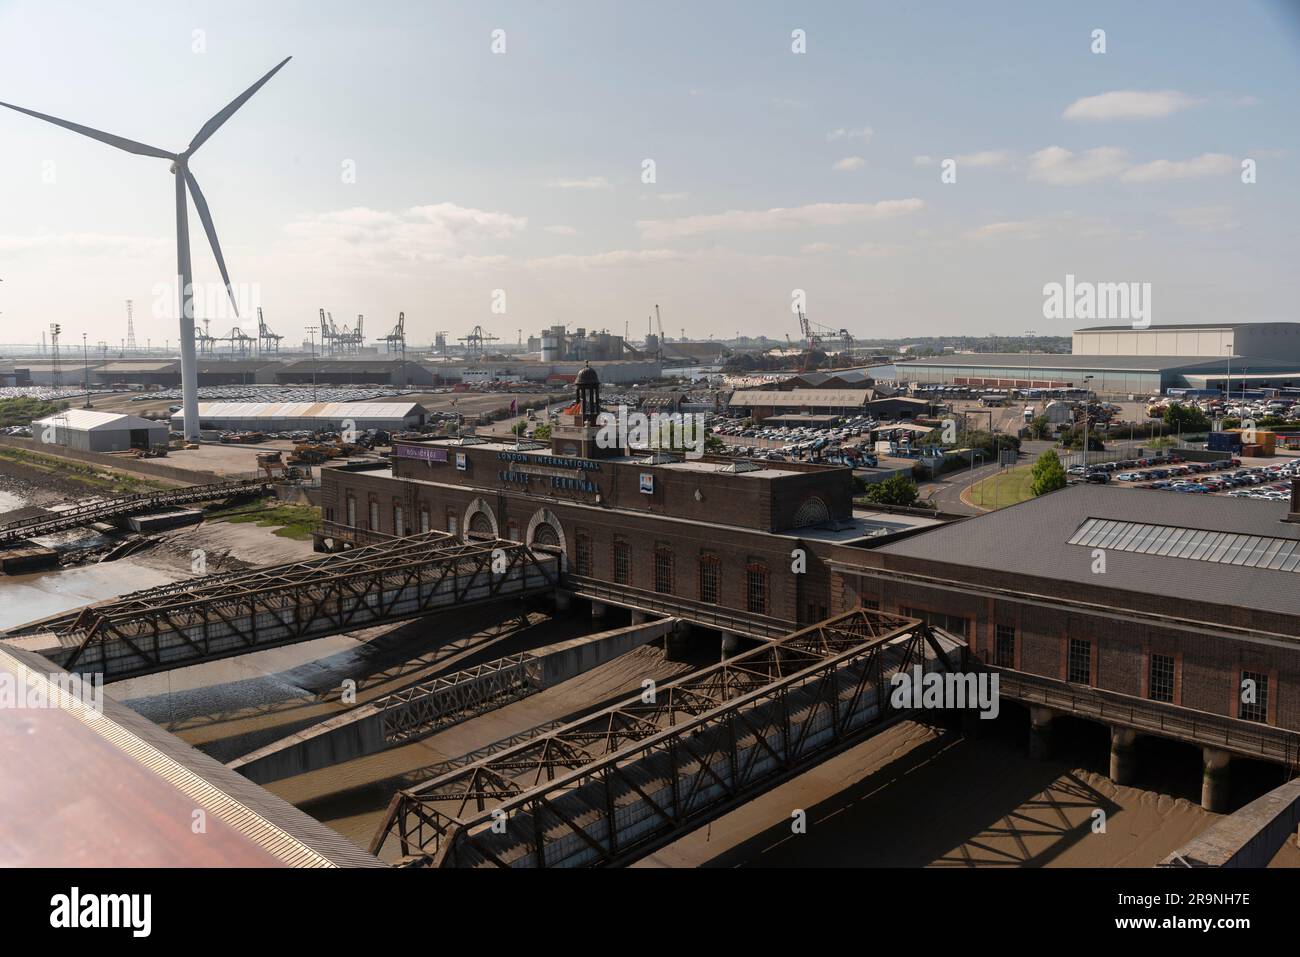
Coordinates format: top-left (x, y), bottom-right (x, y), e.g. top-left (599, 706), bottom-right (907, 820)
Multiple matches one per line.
top-left (1201, 747), bottom-right (1232, 813)
top-left (1109, 726), bottom-right (1138, 786)
top-left (1163, 775), bottom-right (1300, 867)
top-left (1028, 706), bottom-right (1056, 760)
top-left (230, 618), bottom-right (677, 785)
top-left (720, 630), bottom-right (740, 660)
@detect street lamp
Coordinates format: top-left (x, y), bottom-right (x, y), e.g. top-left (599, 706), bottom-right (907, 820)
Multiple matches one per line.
top-left (82, 333), bottom-right (91, 408)
top-left (1082, 375), bottom-right (1095, 470)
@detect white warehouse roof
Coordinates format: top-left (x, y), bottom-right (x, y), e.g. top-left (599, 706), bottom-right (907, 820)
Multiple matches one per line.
top-left (33, 409), bottom-right (165, 431)
top-left (174, 401), bottom-right (426, 423)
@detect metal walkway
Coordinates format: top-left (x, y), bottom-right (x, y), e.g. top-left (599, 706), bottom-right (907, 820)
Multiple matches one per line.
top-left (6, 532), bottom-right (557, 682)
top-left (565, 575), bottom-right (794, 639)
top-left (0, 478), bottom-right (273, 547)
top-left (369, 607), bottom-right (967, 867)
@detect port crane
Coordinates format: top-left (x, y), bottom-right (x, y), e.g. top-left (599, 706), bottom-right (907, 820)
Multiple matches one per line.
top-left (257, 307), bottom-right (283, 354)
top-left (382, 311), bottom-right (406, 354)
top-left (459, 325), bottom-right (499, 356)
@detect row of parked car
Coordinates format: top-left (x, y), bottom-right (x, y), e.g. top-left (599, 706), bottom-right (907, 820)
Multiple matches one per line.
top-left (1138, 460), bottom-right (1300, 499)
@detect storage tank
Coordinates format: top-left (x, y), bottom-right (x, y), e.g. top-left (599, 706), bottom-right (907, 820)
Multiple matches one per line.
top-left (540, 331), bottom-right (561, 362)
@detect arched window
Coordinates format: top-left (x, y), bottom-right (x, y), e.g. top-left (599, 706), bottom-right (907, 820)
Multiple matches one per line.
top-left (468, 511), bottom-right (495, 539)
top-left (792, 496), bottom-right (830, 528)
top-left (533, 523), bottom-right (561, 550)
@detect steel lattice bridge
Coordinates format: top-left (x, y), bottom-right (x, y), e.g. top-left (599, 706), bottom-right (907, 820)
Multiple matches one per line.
top-left (369, 607), bottom-right (967, 868)
top-left (6, 532), bottom-right (557, 682)
top-left (0, 478), bottom-right (273, 547)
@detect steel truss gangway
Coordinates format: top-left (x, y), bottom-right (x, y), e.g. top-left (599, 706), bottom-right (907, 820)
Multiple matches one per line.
top-left (370, 607), bottom-right (967, 867)
top-left (0, 479), bottom-right (273, 548)
top-left (6, 532), bottom-right (558, 682)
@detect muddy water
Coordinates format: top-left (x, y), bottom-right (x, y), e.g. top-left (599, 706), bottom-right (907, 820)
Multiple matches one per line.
top-left (0, 562), bottom-right (180, 630)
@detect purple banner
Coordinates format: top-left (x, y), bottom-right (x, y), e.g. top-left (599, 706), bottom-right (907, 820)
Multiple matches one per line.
top-left (396, 444), bottom-right (449, 463)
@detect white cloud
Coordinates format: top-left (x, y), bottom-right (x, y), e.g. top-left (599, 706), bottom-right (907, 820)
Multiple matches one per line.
top-left (1027, 146), bottom-right (1130, 184)
top-left (965, 220), bottom-right (1045, 241)
top-left (955, 150), bottom-right (1015, 168)
top-left (525, 249), bottom-right (685, 269)
top-left (281, 203), bottom-right (526, 266)
top-left (1121, 153), bottom-right (1237, 182)
top-left (637, 199), bottom-right (925, 241)
top-left (1166, 205), bottom-right (1239, 232)
top-left (827, 126), bottom-right (873, 143)
top-left (546, 176), bottom-right (612, 190)
top-left (1063, 89), bottom-right (1202, 121)
top-left (912, 155), bottom-right (935, 167)
top-left (0, 232), bottom-right (170, 257)
top-left (832, 156), bottom-right (866, 172)
top-left (544, 225), bottom-right (577, 236)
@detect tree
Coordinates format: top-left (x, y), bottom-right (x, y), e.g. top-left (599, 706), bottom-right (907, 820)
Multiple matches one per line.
top-left (861, 474), bottom-right (920, 507)
top-left (1164, 403), bottom-right (1210, 433)
top-left (1059, 426), bottom-right (1105, 451)
top-left (1026, 415), bottom-right (1052, 440)
top-left (1030, 449), bottom-right (1068, 496)
top-left (532, 423), bottom-right (552, 441)
top-left (704, 434), bottom-right (726, 454)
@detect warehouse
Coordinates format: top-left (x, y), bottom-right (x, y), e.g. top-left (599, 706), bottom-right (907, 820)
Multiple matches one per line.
top-left (174, 401), bottom-right (428, 432)
top-left (897, 353), bottom-right (1300, 394)
top-left (31, 409), bottom-right (169, 452)
top-left (727, 387), bottom-right (895, 421)
top-left (275, 359), bottom-right (438, 387)
top-left (1073, 322), bottom-right (1300, 360)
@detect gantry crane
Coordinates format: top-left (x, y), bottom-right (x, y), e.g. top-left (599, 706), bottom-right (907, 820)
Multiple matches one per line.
top-left (459, 325), bottom-right (499, 356)
top-left (257, 307), bottom-right (283, 355)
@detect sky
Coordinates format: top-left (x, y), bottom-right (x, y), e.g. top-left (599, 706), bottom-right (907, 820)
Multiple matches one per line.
top-left (0, 0), bottom-right (1297, 350)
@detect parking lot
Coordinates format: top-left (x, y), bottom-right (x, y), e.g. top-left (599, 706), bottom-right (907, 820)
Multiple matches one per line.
top-left (710, 414), bottom-right (884, 466)
top-left (1070, 453), bottom-right (1300, 502)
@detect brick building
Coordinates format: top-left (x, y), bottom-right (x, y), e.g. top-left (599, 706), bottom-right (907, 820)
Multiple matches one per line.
top-left (318, 367), bottom-right (1300, 804)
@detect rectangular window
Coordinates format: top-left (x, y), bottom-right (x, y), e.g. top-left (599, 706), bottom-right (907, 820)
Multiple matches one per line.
top-left (447, 510), bottom-right (458, 536)
top-left (699, 556), bottom-right (719, 605)
top-left (1149, 653), bottom-right (1175, 703)
top-left (654, 547), bottom-right (674, 594)
top-left (861, 598), bottom-right (881, 611)
top-left (746, 563), bottom-right (769, 615)
top-left (420, 508), bottom-right (430, 534)
top-left (613, 540), bottom-right (631, 585)
top-left (995, 624), bottom-right (1016, 668)
top-left (1068, 638), bottom-right (1091, 685)
top-left (1239, 671), bottom-right (1268, 723)
top-left (507, 520), bottom-right (520, 542)
top-left (346, 496), bottom-right (356, 528)
top-left (369, 500), bottom-right (380, 532)
top-left (393, 505), bottom-right (405, 537)
top-left (900, 606), bottom-right (968, 639)
top-left (575, 533), bottom-right (593, 576)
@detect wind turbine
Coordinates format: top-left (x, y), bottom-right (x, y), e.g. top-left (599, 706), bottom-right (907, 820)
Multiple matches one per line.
top-left (0, 57), bottom-right (292, 440)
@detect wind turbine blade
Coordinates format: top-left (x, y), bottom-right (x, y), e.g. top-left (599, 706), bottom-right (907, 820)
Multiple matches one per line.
top-left (184, 170), bottom-right (239, 317)
top-left (0, 101), bottom-right (174, 159)
top-left (188, 56), bottom-right (292, 153)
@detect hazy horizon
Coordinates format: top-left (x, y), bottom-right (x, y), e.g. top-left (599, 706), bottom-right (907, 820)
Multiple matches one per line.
top-left (1, 0), bottom-right (1297, 349)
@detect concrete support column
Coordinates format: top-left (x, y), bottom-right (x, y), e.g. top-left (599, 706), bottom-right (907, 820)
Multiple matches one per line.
top-left (1201, 747), bottom-right (1232, 813)
top-left (719, 630), bottom-right (740, 661)
top-left (1109, 727), bottom-right (1138, 786)
top-left (554, 589), bottom-right (572, 614)
top-left (590, 600), bottom-right (608, 622)
top-left (1028, 706), bottom-right (1056, 760)
top-left (631, 610), bottom-right (649, 625)
top-left (664, 621), bottom-right (692, 661)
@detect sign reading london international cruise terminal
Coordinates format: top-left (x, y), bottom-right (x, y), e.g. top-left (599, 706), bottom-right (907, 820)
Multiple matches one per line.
top-left (497, 450), bottom-right (601, 494)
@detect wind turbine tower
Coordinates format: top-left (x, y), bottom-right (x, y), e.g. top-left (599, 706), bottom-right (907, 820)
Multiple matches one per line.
top-left (0, 57), bottom-right (293, 440)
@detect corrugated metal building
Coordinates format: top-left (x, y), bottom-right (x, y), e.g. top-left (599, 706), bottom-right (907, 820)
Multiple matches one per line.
top-left (174, 401), bottom-right (428, 431)
top-left (31, 408), bottom-right (169, 452)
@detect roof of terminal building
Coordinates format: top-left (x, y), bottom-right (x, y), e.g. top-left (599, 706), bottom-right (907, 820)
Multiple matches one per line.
top-left (0, 645), bottom-right (382, 867)
top-left (878, 484), bottom-right (1300, 617)
top-left (278, 358), bottom-right (408, 372)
